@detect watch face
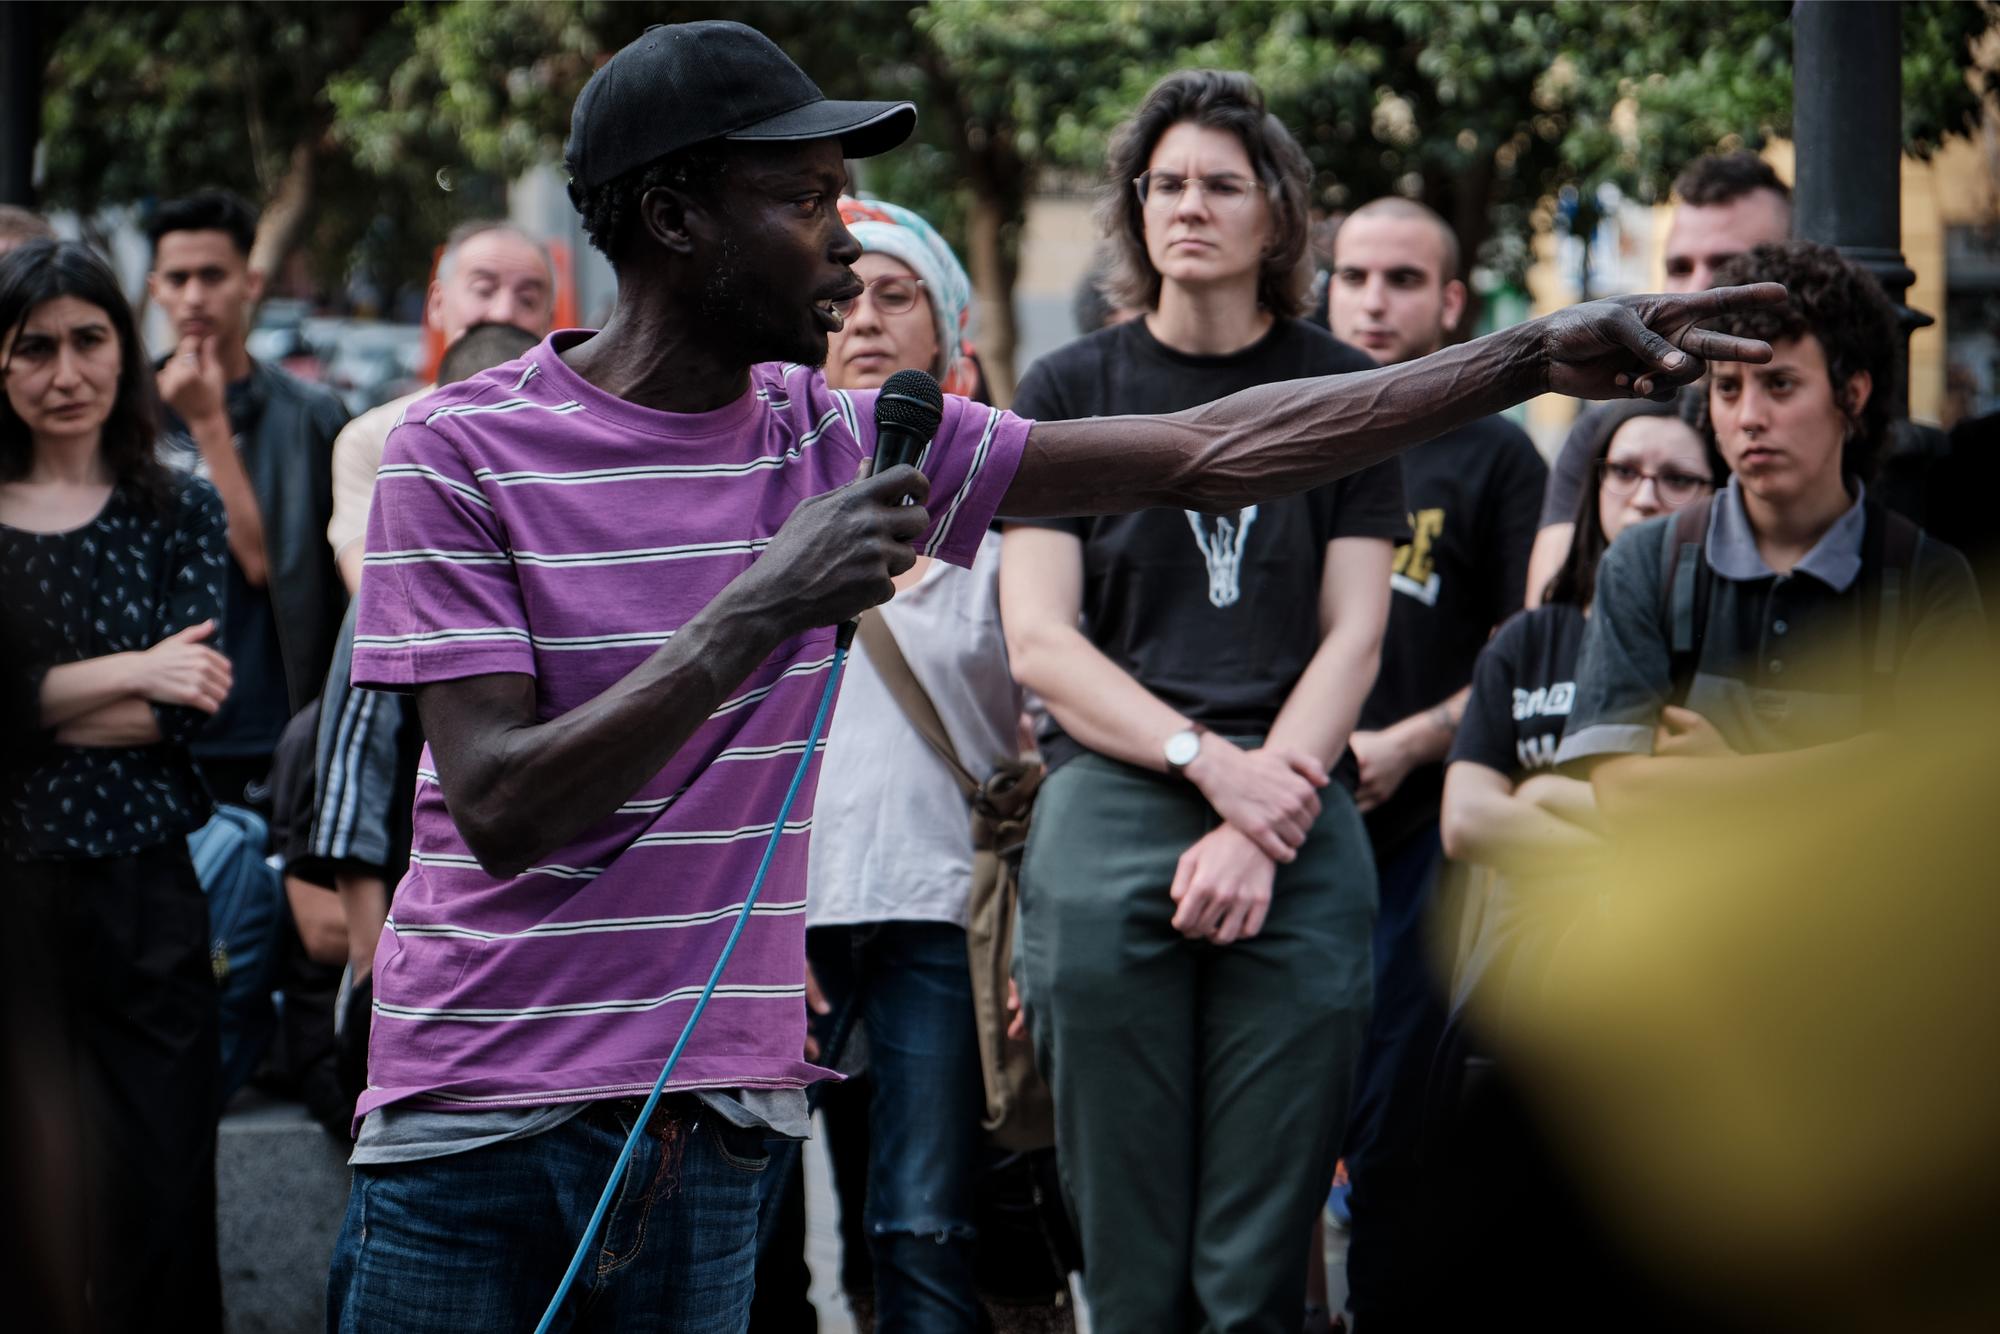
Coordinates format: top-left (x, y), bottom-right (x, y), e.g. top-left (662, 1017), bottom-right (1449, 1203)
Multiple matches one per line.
top-left (1165, 730), bottom-right (1201, 767)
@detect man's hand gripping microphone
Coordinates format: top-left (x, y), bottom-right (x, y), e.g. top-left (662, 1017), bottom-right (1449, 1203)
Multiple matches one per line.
top-left (838, 368), bottom-right (944, 649)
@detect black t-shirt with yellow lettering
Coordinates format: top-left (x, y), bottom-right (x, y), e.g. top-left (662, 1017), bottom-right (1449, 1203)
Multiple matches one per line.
top-left (1358, 414), bottom-right (1547, 854)
top-left (1008, 316), bottom-right (1408, 781)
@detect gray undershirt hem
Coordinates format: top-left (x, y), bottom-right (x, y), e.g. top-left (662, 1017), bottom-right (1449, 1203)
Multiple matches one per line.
top-left (349, 1086), bottom-right (812, 1166)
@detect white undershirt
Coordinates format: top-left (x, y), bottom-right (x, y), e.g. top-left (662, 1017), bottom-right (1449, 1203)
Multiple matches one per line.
top-left (807, 531), bottom-right (1021, 929)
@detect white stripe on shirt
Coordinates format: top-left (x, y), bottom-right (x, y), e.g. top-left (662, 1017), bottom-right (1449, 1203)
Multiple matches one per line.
top-left (374, 982), bottom-right (805, 1023)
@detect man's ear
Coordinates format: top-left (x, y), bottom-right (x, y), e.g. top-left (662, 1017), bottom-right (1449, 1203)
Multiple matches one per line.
top-left (1441, 278), bottom-right (1468, 335)
top-left (424, 280), bottom-right (446, 334)
top-left (244, 265), bottom-right (267, 308)
top-left (1841, 368), bottom-right (1874, 422)
top-left (639, 185), bottom-right (702, 257)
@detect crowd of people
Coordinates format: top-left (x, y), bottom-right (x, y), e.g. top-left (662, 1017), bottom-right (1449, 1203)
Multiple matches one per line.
top-left (0, 16), bottom-right (1987, 1334)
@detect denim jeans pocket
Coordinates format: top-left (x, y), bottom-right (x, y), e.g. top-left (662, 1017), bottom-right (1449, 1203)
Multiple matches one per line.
top-left (707, 1119), bottom-right (771, 1174)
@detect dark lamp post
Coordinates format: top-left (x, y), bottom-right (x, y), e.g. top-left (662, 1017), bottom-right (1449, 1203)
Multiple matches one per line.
top-left (1791, 0), bottom-right (1933, 415)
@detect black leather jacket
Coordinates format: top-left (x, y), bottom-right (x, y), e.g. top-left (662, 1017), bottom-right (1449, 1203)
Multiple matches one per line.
top-left (161, 358), bottom-right (349, 715)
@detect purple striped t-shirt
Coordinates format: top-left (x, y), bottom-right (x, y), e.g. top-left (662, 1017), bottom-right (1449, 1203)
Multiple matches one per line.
top-left (350, 331), bottom-right (1028, 1120)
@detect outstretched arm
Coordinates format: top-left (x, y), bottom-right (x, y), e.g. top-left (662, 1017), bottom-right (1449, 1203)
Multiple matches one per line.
top-left (1002, 285), bottom-right (1785, 519)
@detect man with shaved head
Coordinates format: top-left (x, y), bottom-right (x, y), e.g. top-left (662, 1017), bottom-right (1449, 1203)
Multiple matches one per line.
top-left (1327, 195), bottom-right (1549, 1331)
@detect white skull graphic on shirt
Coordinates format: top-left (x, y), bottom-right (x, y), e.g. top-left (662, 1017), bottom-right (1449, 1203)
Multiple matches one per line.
top-left (1185, 506), bottom-right (1259, 608)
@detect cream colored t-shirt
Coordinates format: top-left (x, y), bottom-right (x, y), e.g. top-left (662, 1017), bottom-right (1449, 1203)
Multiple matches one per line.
top-left (807, 532), bottom-right (1023, 929)
top-left (327, 386), bottom-right (429, 560)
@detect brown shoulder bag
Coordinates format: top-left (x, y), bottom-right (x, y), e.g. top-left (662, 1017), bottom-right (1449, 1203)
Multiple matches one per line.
top-left (854, 611), bottom-right (1053, 1151)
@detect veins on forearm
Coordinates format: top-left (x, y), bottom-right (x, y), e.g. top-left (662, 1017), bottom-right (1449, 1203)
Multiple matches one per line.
top-left (1162, 321), bottom-right (1548, 512)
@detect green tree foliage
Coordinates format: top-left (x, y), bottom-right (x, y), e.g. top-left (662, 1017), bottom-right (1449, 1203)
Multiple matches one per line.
top-left (35, 2), bottom-right (459, 293)
top-left (38, 1), bottom-right (1996, 384)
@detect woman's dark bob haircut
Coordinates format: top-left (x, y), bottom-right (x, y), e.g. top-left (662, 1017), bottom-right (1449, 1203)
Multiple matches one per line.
top-left (1099, 69), bottom-right (1313, 319)
top-left (1543, 391), bottom-right (1728, 610)
top-left (0, 239), bottom-right (171, 510)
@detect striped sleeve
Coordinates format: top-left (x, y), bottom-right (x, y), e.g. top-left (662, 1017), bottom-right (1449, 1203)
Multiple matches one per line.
top-left (351, 420), bottom-right (534, 690)
top-left (852, 390), bottom-right (1030, 570)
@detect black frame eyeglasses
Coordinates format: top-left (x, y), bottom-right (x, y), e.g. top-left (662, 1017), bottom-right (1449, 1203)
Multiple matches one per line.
top-left (1597, 459), bottom-right (1714, 508)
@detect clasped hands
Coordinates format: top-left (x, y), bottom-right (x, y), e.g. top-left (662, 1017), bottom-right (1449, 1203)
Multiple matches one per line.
top-left (1170, 738), bottom-right (1329, 947)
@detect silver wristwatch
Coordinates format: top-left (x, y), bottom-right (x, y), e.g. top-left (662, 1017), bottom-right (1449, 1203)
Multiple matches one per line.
top-left (1163, 725), bottom-right (1206, 778)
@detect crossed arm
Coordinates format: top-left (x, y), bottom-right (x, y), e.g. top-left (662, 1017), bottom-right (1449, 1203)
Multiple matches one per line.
top-left (38, 621), bottom-right (233, 747)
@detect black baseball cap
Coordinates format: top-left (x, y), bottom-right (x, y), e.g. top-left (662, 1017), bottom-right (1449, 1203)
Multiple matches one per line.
top-left (565, 21), bottom-right (917, 190)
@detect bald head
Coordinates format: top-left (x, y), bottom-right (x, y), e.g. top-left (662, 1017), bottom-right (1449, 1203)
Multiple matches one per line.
top-left (428, 222), bottom-right (557, 342)
top-left (1342, 197), bottom-right (1459, 284)
top-left (1329, 196), bottom-right (1467, 365)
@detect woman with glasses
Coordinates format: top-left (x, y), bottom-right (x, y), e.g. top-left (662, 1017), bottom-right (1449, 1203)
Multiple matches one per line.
top-left (1001, 70), bottom-right (1405, 1331)
top-left (0, 239), bottom-right (230, 1329)
top-left (756, 195), bottom-right (1052, 1334)
top-left (1443, 395), bottom-right (1720, 872)
top-left (1423, 396), bottom-right (1721, 1325)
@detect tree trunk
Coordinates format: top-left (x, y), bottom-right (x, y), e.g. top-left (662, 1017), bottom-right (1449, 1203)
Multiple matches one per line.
top-left (964, 185), bottom-right (1021, 406)
top-left (915, 36), bottom-right (1027, 405)
top-left (248, 134), bottom-right (325, 288)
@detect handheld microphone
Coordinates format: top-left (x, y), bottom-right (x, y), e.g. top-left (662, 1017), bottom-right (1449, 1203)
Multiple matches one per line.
top-left (871, 367), bottom-right (945, 486)
top-left (838, 368), bottom-right (944, 649)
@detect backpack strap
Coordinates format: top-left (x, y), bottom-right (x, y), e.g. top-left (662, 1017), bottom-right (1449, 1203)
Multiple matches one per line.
top-left (854, 610), bottom-right (982, 800)
top-left (1858, 500), bottom-right (1922, 723)
top-left (1659, 500), bottom-right (1715, 705)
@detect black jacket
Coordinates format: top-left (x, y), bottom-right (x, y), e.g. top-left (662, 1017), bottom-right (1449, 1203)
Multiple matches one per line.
top-left (161, 357), bottom-right (349, 715)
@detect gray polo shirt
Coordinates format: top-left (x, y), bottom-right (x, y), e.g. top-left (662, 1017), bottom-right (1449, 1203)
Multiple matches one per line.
top-left (1557, 479), bottom-right (1983, 763)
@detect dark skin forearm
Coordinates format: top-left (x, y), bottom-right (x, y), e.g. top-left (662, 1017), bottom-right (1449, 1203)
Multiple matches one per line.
top-left (1002, 284), bottom-right (1788, 518)
top-left (416, 464), bottom-right (930, 879)
top-left (1006, 322), bottom-right (1544, 517)
top-left (419, 581), bottom-right (791, 879)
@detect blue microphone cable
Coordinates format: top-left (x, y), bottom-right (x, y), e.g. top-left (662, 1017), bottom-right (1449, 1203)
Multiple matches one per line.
top-left (535, 637), bottom-right (850, 1333)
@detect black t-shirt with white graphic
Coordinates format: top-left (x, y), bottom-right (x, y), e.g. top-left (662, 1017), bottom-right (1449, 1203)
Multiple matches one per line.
top-left (1008, 316), bottom-right (1407, 779)
top-left (1450, 603), bottom-right (1588, 779)
top-left (1357, 413), bottom-right (1547, 852)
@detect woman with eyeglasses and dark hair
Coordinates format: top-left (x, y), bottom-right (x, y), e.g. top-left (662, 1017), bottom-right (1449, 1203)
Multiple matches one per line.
top-left (0, 238), bottom-right (229, 1330)
top-left (1425, 397), bottom-right (1724, 1327)
top-left (1001, 70), bottom-right (1406, 1330)
top-left (1444, 395), bottom-right (1722, 867)
top-left (751, 196), bottom-right (1055, 1334)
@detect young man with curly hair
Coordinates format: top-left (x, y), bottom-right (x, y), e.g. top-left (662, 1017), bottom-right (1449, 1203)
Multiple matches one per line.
top-left (1558, 239), bottom-right (1984, 800)
top-left (1527, 152), bottom-right (1794, 604)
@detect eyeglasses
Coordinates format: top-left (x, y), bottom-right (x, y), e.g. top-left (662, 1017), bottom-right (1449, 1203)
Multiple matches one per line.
top-left (1132, 171), bottom-right (1262, 213)
top-left (832, 275), bottom-right (927, 319)
top-left (1598, 460), bottom-right (1714, 507)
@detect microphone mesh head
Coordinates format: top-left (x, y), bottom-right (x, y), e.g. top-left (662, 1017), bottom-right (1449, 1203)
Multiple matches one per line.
top-left (875, 368), bottom-right (944, 435)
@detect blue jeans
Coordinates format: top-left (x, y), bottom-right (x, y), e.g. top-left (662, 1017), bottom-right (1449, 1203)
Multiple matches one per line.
top-left (759, 920), bottom-right (987, 1334)
top-left (327, 1095), bottom-right (769, 1332)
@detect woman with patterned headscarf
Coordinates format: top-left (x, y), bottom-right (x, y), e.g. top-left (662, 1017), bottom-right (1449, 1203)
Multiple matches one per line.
top-left (828, 194), bottom-right (981, 398)
top-left (755, 197), bottom-right (1056, 1333)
